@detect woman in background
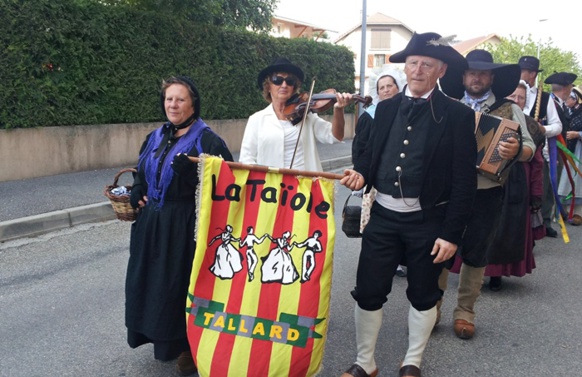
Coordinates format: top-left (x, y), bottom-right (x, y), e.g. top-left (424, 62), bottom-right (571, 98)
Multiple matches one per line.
top-left (484, 80), bottom-right (544, 290)
top-left (352, 68), bottom-right (406, 161)
top-left (558, 86), bottom-right (582, 221)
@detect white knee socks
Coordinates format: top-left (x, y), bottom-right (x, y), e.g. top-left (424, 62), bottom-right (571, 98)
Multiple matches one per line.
top-left (354, 305), bottom-right (383, 374)
top-left (402, 305), bottom-right (437, 368)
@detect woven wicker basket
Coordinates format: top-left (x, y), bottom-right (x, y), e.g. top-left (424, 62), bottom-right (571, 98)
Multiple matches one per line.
top-left (104, 168), bottom-right (138, 222)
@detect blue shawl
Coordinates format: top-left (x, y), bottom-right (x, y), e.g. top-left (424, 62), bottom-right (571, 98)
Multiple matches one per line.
top-left (138, 118), bottom-right (209, 208)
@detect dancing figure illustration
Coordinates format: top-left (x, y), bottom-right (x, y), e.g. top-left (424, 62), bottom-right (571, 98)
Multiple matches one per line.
top-left (293, 230), bottom-right (323, 282)
top-left (209, 225), bottom-right (243, 279)
top-left (239, 226), bottom-right (267, 282)
top-left (260, 231), bottom-right (298, 284)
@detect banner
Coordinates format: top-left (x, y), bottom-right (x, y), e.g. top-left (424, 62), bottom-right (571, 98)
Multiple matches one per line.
top-left (186, 156), bottom-right (336, 377)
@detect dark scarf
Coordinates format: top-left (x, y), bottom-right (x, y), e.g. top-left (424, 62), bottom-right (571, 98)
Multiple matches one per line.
top-left (138, 118), bottom-right (208, 208)
top-left (569, 105), bottom-right (582, 131)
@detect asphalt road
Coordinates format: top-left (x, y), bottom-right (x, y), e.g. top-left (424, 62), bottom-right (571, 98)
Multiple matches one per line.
top-left (1, 183), bottom-right (581, 377)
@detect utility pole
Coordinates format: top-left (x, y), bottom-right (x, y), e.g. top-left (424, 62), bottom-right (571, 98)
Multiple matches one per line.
top-left (358, 0), bottom-right (367, 116)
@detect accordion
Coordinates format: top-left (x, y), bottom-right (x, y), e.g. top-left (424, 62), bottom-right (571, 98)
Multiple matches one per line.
top-left (474, 112), bottom-right (520, 183)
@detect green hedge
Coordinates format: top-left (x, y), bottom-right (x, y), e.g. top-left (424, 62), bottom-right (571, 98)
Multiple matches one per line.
top-left (0, 0), bottom-right (355, 129)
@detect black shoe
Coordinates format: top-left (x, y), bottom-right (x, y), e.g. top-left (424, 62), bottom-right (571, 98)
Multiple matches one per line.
top-left (395, 266), bottom-right (407, 277)
top-left (489, 276), bottom-right (502, 291)
top-left (545, 226), bottom-right (558, 238)
top-left (176, 351), bottom-right (197, 376)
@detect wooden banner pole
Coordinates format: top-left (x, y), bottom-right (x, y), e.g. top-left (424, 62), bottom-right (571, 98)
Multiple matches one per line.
top-left (188, 156), bottom-right (345, 181)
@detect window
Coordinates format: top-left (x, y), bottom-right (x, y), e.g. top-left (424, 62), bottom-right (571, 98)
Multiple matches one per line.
top-left (368, 54), bottom-right (389, 68)
top-left (374, 54), bottom-right (385, 67)
top-left (371, 28), bottom-right (391, 50)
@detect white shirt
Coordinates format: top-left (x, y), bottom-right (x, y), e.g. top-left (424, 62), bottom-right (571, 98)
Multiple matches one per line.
top-left (524, 85), bottom-right (562, 138)
top-left (281, 120), bottom-right (304, 169)
top-left (239, 104), bottom-right (340, 171)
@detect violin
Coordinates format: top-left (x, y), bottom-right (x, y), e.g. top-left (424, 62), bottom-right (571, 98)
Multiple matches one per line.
top-left (283, 89), bottom-right (372, 125)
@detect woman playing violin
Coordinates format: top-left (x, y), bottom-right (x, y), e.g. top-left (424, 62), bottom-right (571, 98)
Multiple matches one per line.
top-left (239, 57), bottom-right (354, 171)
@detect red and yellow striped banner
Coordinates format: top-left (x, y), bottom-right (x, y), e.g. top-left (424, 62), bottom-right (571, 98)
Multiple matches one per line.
top-left (186, 156), bottom-right (336, 377)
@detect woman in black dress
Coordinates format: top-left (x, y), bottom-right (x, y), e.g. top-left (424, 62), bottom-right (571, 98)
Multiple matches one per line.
top-left (125, 76), bottom-right (233, 376)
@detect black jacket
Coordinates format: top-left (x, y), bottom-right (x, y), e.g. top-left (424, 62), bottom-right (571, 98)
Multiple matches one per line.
top-left (354, 89), bottom-right (477, 245)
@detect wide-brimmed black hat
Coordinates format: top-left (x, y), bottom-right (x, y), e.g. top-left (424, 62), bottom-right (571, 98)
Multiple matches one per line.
top-left (518, 56), bottom-right (543, 72)
top-left (257, 57), bottom-right (304, 89)
top-left (389, 32), bottom-right (468, 71)
top-left (544, 71), bottom-right (577, 86)
top-left (440, 49), bottom-right (521, 100)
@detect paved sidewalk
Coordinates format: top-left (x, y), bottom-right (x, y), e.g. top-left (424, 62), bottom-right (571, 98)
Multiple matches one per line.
top-left (0, 140), bottom-right (353, 242)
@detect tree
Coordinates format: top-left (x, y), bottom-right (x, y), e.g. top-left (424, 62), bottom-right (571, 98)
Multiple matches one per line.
top-left (486, 35), bottom-right (582, 88)
top-left (96, 0), bottom-right (277, 32)
top-left (218, 0), bottom-right (276, 31)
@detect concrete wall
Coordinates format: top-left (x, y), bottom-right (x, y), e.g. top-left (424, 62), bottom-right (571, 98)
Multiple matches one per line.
top-left (0, 115), bottom-right (355, 182)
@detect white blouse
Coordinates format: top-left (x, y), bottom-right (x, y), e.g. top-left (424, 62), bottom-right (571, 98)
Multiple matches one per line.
top-left (239, 104), bottom-right (340, 171)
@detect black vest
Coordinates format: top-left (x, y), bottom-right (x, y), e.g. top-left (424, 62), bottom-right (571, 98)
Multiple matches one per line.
top-left (375, 101), bottom-right (431, 197)
top-left (528, 91), bottom-right (550, 123)
top-left (551, 97), bottom-right (570, 140)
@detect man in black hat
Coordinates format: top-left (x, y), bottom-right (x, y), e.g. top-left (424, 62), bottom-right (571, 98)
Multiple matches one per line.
top-left (543, 71), bottom-right (578, 222)
top-left (545, 72), bottom-right (577, 140)
top-left (439, 49), bottom-right (535, 338)
top-left (518, 56), bottom-right (563, 237)
top-left (340, 32), bottom-right (477, 377)
top-left (519, 55), bottom-right (562, 134)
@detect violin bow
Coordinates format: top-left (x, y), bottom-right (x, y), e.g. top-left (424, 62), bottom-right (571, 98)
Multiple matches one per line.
top-left (289, 77), bottom-right (316, 169)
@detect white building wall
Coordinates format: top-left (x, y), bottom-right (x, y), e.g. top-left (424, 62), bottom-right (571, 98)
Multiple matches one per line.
top-left (337, 26), bottom-right (412, 95)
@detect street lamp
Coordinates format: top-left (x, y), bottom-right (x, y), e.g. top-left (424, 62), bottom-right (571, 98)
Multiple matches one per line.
top-left (536, 18), bottom-right (549, 88)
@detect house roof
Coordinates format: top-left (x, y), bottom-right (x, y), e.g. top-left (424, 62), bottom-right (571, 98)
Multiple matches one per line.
top-left (272, 15), bottom-right (335, 33)
top-left (452, 34), bottom-right (503, 55)
top-left (334, 12), bottom-right (414, 43)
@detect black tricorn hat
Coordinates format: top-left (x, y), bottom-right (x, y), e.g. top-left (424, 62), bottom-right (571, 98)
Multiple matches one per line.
top-left (390, 32), bottom-right (467, 96)
top-left (518, 56), bottom-right (543, 72)
top-left (257, 57), bottom-right (304, 89)
top-left (544, 72), bottom-right (578, 86)
top-left (440, 49), bottom-right (521, 100)
top-left (389, 32), bottom-right (468, 71)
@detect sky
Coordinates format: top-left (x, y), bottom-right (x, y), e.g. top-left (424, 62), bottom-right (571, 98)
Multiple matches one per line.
top-left (275, 0), bottom-right (582, 60)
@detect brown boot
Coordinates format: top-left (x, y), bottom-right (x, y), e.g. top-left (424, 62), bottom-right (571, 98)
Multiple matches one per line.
top-left (453, 264), bottom-right (484, 339)
top-left (176, 351), bottom-right (197, 376)
top-left (454, 319), bottom-right (475, 339)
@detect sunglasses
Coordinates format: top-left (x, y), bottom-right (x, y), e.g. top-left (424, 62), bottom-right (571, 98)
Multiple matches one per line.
top-left (271, 75), bottom-right (297, 86)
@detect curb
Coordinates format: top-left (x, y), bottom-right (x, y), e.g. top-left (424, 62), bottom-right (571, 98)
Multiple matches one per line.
top-left (321, 156), bottom-right (353, 172)
top-left (0, 202), bottom-right (115, 243)
top-left (0, 158), bottom-right (354, 243)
